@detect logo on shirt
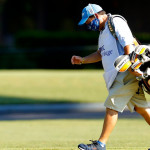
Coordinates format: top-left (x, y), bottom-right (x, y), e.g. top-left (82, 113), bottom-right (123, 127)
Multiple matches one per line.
top-left (99, 45), bottom-right (113, 57)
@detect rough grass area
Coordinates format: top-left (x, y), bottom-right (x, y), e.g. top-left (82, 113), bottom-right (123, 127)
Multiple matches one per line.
top-left (0, 119), bottom-right (149, 150)
top-left (0, 70), bottom-right (149, 104)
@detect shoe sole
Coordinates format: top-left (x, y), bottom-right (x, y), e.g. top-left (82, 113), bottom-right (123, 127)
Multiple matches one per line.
top-left (78, 147), bottom-right (85, 150)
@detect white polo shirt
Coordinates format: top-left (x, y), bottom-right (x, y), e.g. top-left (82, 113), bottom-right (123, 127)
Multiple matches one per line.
top-left (98, 14), bottom-right (134, 90)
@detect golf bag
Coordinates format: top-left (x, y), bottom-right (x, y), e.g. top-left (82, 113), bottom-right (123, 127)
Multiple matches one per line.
top-left (138, 61), bottom-right (150, 94)
top-left (108, 15), bottom-right (150, 94)
top-left (114, 45), bottom-right (150, 94)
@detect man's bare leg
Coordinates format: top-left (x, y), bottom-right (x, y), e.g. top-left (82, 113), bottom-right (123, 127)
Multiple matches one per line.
top-left (98, 108), bottom-right (118, 144)
top-left (134, 106), bottom-right (150, 125)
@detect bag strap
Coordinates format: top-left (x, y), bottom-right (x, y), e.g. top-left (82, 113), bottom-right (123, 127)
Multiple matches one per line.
top-left (108, 14), bottom-right (140, 46)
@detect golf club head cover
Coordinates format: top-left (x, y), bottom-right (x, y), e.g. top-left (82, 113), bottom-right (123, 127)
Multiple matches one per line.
top-left (131, 45), bottom-right (150, 70)
top-left (134, 45), bottom-right (150, 55)
top-left (114, 55), bottom-right (132, 72)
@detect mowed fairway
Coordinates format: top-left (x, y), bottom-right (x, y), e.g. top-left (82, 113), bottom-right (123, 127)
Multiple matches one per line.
top-left (0, 70), bottom-right (107, 104)
top-left (0, 70), bottom-right (149, 150)
top-left (0, 119), bottom-right (149, 150)
top-left (0, 69), bottom-right (149, 104)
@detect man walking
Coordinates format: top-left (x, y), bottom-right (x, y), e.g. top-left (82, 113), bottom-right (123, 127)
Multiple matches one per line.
top-left (71, 3), bottom-right (150, 150)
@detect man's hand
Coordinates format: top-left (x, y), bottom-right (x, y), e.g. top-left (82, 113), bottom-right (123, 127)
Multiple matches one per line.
top-left (71, 55), bottom-right (83, 65)
top-left (71, 51), bottom-right (102, 65)
top-left (128, 67), bottom-right (143, 77)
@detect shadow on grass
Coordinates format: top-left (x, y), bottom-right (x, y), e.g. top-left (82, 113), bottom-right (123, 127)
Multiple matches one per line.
top-left (0, 95), bottom-right (77, 105)
top-left (0, 96), bottom-right (106, 120)
top-left (0, 96), bottom-right (141, 120)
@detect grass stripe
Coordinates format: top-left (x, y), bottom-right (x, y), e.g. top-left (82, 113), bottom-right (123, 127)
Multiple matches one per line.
top-left (0, 70), bottom-right (149, 104)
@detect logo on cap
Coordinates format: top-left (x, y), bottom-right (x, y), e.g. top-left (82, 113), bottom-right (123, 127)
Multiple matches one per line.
top-left (89, 9), bottom-right (94, 14)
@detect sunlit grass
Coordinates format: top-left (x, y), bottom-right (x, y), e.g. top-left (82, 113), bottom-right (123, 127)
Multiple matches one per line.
top-left (0, 69), bottom-right (149, 104)
top-left (0, 70), bottom-right (107, 104)
top-left (0, 119), bottom-right (149, 149)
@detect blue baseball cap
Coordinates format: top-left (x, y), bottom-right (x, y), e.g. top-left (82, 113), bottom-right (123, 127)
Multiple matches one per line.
top-left (78, 4), bottom-right (103, 25)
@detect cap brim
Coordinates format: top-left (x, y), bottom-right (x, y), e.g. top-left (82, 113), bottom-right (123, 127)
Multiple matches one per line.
top-left (78, 17), bottom-right (88, 26)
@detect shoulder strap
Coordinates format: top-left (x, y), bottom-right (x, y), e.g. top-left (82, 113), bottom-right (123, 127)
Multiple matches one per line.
top-left (108, 14), bottom-right (140, 46)
top-left (108, 15), bottom-right (126, 40)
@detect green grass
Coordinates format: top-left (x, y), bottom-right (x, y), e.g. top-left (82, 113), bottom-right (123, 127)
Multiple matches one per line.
top-left (0, 119), bottom-right (149, 150)
top-left (0, 70), bottom-right (106, 104)
top-left (0, 69), bottom-right (149, 104)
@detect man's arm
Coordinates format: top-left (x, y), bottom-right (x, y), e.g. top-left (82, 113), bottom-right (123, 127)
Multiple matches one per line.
top-left (71, 50), bottom-right (102, 65)
top-left (124, 45), bottom-right (134, 55)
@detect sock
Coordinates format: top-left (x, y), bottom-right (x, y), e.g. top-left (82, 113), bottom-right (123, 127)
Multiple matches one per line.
top-left (97, 141), bottom-right (106, 147)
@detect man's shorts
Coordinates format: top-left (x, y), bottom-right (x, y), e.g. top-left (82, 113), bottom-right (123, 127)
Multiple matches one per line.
top-left (104, 71), bottom-right (149, 112)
